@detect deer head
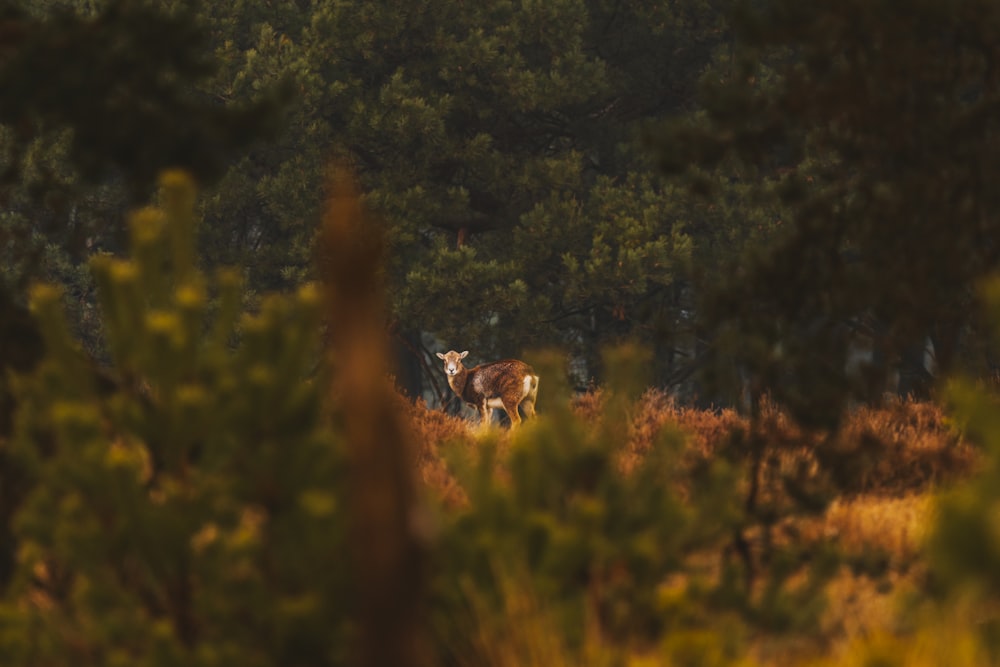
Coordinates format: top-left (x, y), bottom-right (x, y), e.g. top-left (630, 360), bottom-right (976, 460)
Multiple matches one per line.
top-left (435, 350), bottom-right (468, 376)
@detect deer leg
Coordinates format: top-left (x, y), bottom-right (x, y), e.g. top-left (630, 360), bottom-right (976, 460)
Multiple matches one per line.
top-left (479, 404), bottom-right (493, 428)
top-left (503, 400), bottom-right (522, 428)
top-left (520, 375), bottom-right (539, 421)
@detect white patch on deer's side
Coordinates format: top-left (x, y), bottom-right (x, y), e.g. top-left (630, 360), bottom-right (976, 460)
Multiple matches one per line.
top-left (521, 375), bottom-right (533, 399)
top-left (486, 398), bottom-right (505, 409)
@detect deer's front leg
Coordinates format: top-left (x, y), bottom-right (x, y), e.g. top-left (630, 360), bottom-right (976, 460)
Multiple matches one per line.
top-left (479, 403), bottom-right (493, 428)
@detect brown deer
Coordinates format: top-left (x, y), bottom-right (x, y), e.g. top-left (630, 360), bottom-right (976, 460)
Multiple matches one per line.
top-left (436, 350), bottom-right (539, 427)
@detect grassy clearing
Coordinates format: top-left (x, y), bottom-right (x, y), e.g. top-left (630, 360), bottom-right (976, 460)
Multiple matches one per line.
top-left (407, 392), bottom-right (980, 665)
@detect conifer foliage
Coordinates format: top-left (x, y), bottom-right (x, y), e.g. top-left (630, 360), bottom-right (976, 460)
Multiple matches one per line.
top-left (658, 0), bottom-right (1000, 423)
top-left (0, 173), bottom-right (349, 665)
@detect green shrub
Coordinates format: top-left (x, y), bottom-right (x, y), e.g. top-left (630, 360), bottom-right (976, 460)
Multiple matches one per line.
top-left (0, 172), bottom-right (349, 666)
top-left (430, 347), bottom-right (839, 663)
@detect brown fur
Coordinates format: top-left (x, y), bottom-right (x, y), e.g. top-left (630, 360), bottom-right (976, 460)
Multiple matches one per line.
top-left (436, 350), bottom-right (539, 427)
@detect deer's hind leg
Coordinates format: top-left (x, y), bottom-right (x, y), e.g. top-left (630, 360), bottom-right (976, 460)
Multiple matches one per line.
top-left (501, 397), bottom-right (523, 428)
top-left (519, 374), bottom-right (539, 421)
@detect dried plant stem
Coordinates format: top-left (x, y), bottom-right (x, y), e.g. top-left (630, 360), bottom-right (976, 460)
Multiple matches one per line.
top-left (321, 167), bottom-right (427, 667)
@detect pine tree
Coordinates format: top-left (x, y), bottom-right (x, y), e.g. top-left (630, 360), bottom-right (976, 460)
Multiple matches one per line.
top-left (0, 0), bottom-right (289, 360)
top-left (658, 0), bottom-right (1000, 424)
top-left (183, 0), bottom-right (729, 392)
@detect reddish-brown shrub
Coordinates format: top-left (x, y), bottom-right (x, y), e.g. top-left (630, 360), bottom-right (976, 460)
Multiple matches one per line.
top-left (401, 396), bottom-right (474, 508)
top-left (409, 390), bottom-right (979, 508)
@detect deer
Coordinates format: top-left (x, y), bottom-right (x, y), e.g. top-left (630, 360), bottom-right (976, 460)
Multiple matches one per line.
top-left (435, 350), bottom-right (539, 428)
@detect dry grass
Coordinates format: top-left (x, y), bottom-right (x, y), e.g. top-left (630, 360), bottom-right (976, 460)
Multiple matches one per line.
top-left (408, 388), bottom-right (978, 513)
top-left (406, 391), bottom-right (982, 666)
top-left (570, 390), bottom-right (978, 498)
top-left (402, 397), bottom-right (474, 508)
top-left (809, 495), bottom-right (935, 655)
top-left (827, 399), bottom-right (976, 494)
top-left (441, 569), bottom-right (617, 667)
top-left (823, 494), bottom-right (935, 568)
top-left (813, 600), bottom-right (1000, 667)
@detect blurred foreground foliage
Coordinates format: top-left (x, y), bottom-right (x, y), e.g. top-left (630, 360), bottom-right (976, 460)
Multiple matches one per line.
top-left (432, 346), bottom-right (843, 664)
top-left (3, 174), bottom-right (1000, 665)
top-left (0, 173), bottom-right (350, 665)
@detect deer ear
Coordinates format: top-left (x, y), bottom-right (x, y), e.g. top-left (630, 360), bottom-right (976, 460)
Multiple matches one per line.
top-left (436, 352), bottom-right (446, 360)
top-left (459, 351), bottom-right (469, 359)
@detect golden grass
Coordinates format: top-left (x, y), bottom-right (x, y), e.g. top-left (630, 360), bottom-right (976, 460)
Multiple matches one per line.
top-left (443, 571), bottom-right (617, 667)
top-left (807, 495), bottom-right (935, 658)
top-left (812, 602), bottom-right (1000, 667)
top-left (823, 494), bottom-right (935, 568)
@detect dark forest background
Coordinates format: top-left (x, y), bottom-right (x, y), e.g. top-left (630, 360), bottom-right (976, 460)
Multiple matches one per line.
top-left (6, 0), bottom-right (999, 427)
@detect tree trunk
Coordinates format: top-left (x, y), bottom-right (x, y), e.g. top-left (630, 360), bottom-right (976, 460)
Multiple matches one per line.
top-left (392, 328), bottom-right (424, 401)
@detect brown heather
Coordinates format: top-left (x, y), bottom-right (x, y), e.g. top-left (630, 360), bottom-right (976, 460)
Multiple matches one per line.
top-left (406, 389), bottom-right (980, 665)
top-left (583, 390), bottom-right (975, 494)
top-left (401, 396), bottom-right (474, 508)
top-left (409, 388), bottom-right (978, 510)
top-left (834, 399), bottom-right (978, 494)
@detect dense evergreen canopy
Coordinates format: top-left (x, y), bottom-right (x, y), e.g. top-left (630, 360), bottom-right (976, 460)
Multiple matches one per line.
top-left (5, 0), bottom-right (1000, 412)
top-left (659, 0), bottom-right (1000, 423)
top-left (2, 0), bottom-right (733, 399)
